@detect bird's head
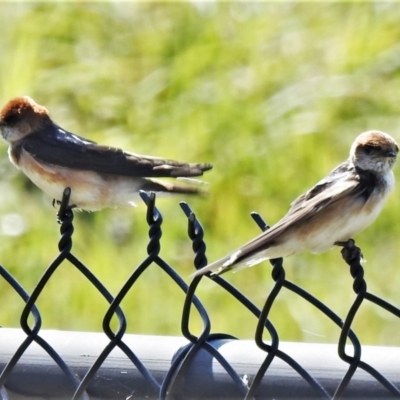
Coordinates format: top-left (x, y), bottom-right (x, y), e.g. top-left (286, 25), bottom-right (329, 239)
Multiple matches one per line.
top-left (0, 96), bottom-right (51, 143)
top-left (351, 130), bottom-right (399, 173)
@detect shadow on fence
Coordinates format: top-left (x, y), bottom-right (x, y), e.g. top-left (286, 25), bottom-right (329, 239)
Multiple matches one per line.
top-left (0, 188), bottom-right (399, 399)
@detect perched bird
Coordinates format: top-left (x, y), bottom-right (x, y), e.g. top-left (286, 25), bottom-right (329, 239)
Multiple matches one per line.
top-left (194, 130), bottom-right (398, 276)
top-left (0, 96), bottom-right (212, 211)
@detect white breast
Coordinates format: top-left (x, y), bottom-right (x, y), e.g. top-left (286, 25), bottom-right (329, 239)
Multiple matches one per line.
top-left (12, 148), bottom-right (141, 210)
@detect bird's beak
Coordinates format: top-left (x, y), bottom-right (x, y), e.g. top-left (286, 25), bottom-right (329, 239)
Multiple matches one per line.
top-left (385, 150), bottom-right (398, 158)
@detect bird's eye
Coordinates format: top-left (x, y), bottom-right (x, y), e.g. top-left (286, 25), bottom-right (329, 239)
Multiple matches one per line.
top-left (363, 144), bottom-right (380, 154)
top-left (3, 113), bottom-right (20, 125)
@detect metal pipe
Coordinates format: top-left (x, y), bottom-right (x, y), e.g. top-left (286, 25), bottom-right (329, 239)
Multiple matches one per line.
top-left (0, 328), bottom-right (399, 399)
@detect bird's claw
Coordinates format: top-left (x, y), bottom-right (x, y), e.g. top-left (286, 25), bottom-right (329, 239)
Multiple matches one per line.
top-left (335, 239), bottom-right (363, 264)
top-left (52, 198), bottom-right (62, 208)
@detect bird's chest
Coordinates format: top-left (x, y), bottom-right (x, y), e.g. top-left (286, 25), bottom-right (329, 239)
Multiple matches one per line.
top-left (315, 179), bottom-right (393, 250)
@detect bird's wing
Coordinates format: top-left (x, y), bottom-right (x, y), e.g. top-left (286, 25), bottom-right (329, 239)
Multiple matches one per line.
top-left (17, 125), bottom-right (212, 178)
top-left (194, 162), bottom-right (376, 276)
top-left (268, 163), bottom-right (373, 232)
top-left (288, 161), bottom-right (360, 212)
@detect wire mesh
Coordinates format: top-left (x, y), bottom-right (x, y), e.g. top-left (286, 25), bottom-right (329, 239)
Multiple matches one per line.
top-left (0, 187), bottom-right (399, 399)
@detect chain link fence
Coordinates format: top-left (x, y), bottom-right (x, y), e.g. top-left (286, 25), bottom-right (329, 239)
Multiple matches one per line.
top-left (0, 188), bottom-right (399, 399)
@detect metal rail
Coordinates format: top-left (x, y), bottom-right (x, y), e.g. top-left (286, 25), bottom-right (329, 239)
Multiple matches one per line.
top-left (1, 328), bottom-right (400, 399)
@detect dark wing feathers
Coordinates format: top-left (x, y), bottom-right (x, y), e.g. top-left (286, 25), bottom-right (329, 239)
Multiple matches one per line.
top-left (288, 161), bottom-right (353, 213)
top-left (231, 166), bottom-right (377, 263)
top-left (18, 126), bottom-right (212, 178)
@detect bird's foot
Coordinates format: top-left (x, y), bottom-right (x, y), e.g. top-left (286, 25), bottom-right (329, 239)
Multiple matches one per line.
top-left (335, 239), bottom-right (363, 264)
top-left (53, 198), bottom-right (77, 210)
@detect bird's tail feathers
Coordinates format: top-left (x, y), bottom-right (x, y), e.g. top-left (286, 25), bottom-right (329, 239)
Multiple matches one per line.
top-left (141, 178), bottom-right (209, 196)
top-left (170, 162), bottom-right (213, 177)
top-left (151, 161), bottom-right (212, 177)
top-left (192, 249), bottom-right (271, 277)
top-left (191, 250), bottom-right (242, 277)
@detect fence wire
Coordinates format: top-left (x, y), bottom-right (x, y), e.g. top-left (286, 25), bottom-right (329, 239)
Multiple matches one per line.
top-left (0, 187), bottom-right (399, 399)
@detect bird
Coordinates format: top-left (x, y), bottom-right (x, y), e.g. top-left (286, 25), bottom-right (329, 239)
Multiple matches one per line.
top-left (194, 130), bottom-right (398, 276)
top-left (0, 96), bottom-right (212, 211)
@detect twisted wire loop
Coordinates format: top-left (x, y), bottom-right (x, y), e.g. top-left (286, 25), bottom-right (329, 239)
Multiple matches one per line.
top-left (165, 202), bottom-right (249, 400)
top-left (334, 240), bottom-right (400, 399)
top-left (3, 188), bottom-right (89, 400)
top-left (54, 189), bottom-right (125, 400)
top-left (246, 212), bottom-right (331, 400)
top-left (74, 191), bottom-right (164, 400)
top-left (74, 191), bottom-right (215, 400)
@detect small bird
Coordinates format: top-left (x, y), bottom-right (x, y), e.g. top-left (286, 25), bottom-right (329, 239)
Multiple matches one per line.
top-left (0, 96), bottom-right (212, 211)
top-left (194, 130), bottom-right (398, 276)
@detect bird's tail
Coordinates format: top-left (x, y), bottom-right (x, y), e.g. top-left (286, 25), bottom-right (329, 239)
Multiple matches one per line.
top-left (191, 247), bottom-right (260, 277)
top-left (140, 158), bottom-right (213, 178)
top-left (191, 230), bottom-right (279, 277)
top-left (141, 177), bottom-right (209, 196)
top-left (192, 250), bottom-right (270, 277)
top-left (166, 162), bottom-right (213, 177)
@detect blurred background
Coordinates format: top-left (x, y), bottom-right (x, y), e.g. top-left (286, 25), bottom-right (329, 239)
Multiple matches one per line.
top-left (1, 2), bottom-right (400, 345)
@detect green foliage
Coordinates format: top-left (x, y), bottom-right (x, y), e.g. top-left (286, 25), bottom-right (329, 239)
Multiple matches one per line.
top-left (1, 2), bottom-right (400, 344)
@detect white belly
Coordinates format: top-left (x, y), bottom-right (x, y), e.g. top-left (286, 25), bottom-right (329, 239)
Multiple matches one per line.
top-left (14, 149), bottom-right (140, 210)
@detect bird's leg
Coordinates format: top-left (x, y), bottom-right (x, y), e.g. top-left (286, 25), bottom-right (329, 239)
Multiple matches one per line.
top-left (53, 198), bottom-right (77, 209)
top-left (56, 188), bottom-right (78, 223)
top-left (335, 239), bottom-right (363, 264)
